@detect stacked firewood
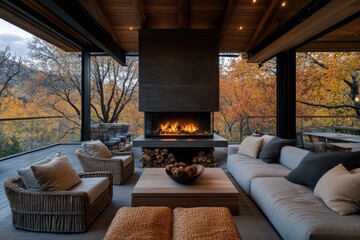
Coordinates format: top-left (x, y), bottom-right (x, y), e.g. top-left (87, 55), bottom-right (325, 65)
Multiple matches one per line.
top-left (140, 147), bottom-right (176, 167)
top-left (192, 149), bottom-right (218, 167)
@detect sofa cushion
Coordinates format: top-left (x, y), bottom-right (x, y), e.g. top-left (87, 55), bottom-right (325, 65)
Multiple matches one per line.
top-left (227, 154), bottom-right (290, 195)
top-left (237, 136), bottom-right (263, 158)
top-left (285, 151), bottom-right (360, 190)
top-left (279, 146), bottom-right (310, 170)
top-left (103, 207), bottom-right (172, 240)
top-left (17, 156), bottom-right (52, 191)
top-left (314, 164), bottom-right (360, 215)
top-left (173, 207), bottom-right (241, 240)
top-left (70, 177), bottom-right (110, 204)
top-left (110, 155), bottom-right (133, 167)
top-left (251, 177), bottom-right (360, 240)
top-left (259, 136), bottom-right (296, 163)
top-left (31, 156), bottom-right (81, 191)
top-left (82, 140), bottom-right (112, 158)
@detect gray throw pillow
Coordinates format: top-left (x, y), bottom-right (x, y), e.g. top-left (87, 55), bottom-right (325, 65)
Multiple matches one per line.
top-left (285, 151), bottom-right (360, 190)
top-left (17, 156), bottom-right (52, 191)
top-left (259, 136), bottom-right (296, 163)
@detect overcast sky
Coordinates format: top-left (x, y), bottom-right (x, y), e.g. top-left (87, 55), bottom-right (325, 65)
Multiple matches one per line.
top-left (0, 18), bottom-right (33, 59)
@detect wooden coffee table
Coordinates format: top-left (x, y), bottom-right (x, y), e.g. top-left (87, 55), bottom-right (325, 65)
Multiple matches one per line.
top-left (132, 168), bottom-right (239, 214)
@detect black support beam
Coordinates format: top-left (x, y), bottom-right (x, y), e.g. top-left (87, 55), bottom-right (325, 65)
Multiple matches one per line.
top-left (81, 50), bottom-right (91, 141)
top-left (276, 50), bottom-right (296, 139)
top-left (2, 0), bottom-right (85, 50)
top-left (39, 0), bottom-right (126, 66)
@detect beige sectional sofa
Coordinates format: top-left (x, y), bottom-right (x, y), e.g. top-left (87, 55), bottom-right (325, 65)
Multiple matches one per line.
top-left (227, 141), bottom-right (360, 240)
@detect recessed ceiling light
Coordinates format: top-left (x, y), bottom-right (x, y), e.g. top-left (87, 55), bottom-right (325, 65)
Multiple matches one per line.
top-left (252, 0), bottom-right (257, 3)
top-left (239, 26), bottom-right (243, 30)
top-left (281, 1), bottom-right (286, 7)
top-left (129, 27), bottom-right (133, 30)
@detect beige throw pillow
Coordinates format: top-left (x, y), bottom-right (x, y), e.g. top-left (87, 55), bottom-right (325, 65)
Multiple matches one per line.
top-left (261, 134), bottom-right (274, 149)
top-left (237, 136), bottom-right (264, 158)
top-left (314, 164), bottom-right (360, 215)
top-left (82, 140), bottom-right (112, 158)
top-left (31, 156), bottom-right (81, 191)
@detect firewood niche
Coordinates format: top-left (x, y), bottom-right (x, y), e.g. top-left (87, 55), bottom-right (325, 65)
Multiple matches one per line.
top-left (140, 147), bottom-right (217, 168)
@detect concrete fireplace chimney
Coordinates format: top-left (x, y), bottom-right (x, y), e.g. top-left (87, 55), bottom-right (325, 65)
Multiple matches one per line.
top-left (139, 29), bottom-right (219, 112)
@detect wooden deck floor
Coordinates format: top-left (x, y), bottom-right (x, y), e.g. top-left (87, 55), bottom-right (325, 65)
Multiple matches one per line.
top-left (0, 144), bottom-right (280, 240)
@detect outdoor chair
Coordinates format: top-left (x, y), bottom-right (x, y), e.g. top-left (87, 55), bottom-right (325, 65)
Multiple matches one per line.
top-left (309, 135), bottom-right (327, 152)
top-left (4, 171), bottom-right (113, 233)
top-left (115, 123), bottom-right (133, 143)
top-left (75, 147), bottom-right (134, 185)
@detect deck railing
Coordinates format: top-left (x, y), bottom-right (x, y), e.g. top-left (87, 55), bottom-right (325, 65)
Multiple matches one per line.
top-left (219, 115), bottom-right (360, 142)
top-left (0, 116), bottom-right (80, 158)
top-left (1, 115), bottom-right (360, 158)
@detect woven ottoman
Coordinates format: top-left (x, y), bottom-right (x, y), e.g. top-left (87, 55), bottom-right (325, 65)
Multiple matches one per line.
top-left (104, 206), bottom-right (241, 240)
top-left (173, 207), bottom-right (242, 240)
top-left (103, 206), bottom-right (172, 240)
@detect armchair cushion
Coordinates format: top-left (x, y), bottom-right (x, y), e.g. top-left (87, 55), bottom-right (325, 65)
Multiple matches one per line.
top-left (31, 156), bottom-right (81, 191)
top-left (70, 177), bottom-right (110, 204)
top-left (82, 140), bottom-right (112, 158)
top-left (17, 156), bottom-right (52, 191)
top-left (110, 155), bottom-right (133, 167)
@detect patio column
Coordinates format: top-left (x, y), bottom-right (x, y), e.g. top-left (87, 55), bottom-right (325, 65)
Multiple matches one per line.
top-left (81, 50), bottom-right (91, 141)
top-left (276, 50), bottom-right (296, 139)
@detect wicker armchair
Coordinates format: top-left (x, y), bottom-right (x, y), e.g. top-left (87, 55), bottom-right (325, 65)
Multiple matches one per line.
top-left (4, 172), bottom-right (113, 233)
top-left (75, 149), bottom-right (134, 185)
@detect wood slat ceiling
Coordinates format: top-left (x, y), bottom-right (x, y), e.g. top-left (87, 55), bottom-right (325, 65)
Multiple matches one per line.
top-left (79, 0), bottom-right (360, 54)
top-left (80, 0), bottom-right (313, 53)
top-left (0, 0), bottom-right (359, 62)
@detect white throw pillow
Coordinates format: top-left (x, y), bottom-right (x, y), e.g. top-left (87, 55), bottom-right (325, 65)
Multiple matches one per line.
top-left (314, 164), bottom-right (360, 215)
top-left (237, 136), bottom-right (264, 158)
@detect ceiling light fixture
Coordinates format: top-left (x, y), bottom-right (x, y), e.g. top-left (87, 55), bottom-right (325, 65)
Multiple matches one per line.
top-left (129, 27), bottom-right (133, 30)
top-left (239, 26), bottom-right (243, 30)
top-left (252, 0), bottom-right (257, 3)
top-left (281, 1), bottom-right (286, 7)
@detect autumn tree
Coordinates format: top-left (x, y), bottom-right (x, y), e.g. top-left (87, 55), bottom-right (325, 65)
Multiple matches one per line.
top-left (297, 52), bottom-right (360, 117)
top-left (27, 38), bottom-right (139, 137)
top-left (216, 57), bottom-right (276, 141)
top-left (91, 56), bottom-right (138, 123)
top-left (0, 46), bottom-right (24, 108)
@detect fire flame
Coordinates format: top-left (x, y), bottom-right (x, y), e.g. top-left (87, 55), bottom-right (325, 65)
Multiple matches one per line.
top-left (159, 122), bottom-right (198, 134)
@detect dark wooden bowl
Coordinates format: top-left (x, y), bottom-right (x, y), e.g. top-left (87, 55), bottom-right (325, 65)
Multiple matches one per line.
top-left (165, 164), bottom-right (205, 183)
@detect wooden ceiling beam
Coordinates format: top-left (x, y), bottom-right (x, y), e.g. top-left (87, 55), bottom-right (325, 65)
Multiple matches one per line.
top-left (86, 0), bottom-right (119, 41)
top-left (37, 0), bottom-right (126, 65)
top-left (219, 0), bottom-right (239, 48)
top-left (178, 0), bottom-right (190, 29)
top-left (132, 0), bottom-right (147, 29)
top-left (248, 0), bottom-right (360, 63)
top-left (298, 41), bottom-right (360, 52)
top-left (1, 0), bottom-right (86, 51)
top-left (245, 0), bottom-right (281, 52)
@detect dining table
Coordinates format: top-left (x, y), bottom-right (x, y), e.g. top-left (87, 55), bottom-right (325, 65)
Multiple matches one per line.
top-left (302, 132), bottom-right (360, 143)
top-left (302, 132), bottom-right (360, 152)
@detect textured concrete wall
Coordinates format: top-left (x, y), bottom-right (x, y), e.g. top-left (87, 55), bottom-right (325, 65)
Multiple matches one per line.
top-left (139, 29), bottom-right (219, 112)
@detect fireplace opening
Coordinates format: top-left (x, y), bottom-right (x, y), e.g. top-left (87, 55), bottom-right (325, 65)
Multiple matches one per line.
top-left (145, 112), bottom-right (213, 138)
